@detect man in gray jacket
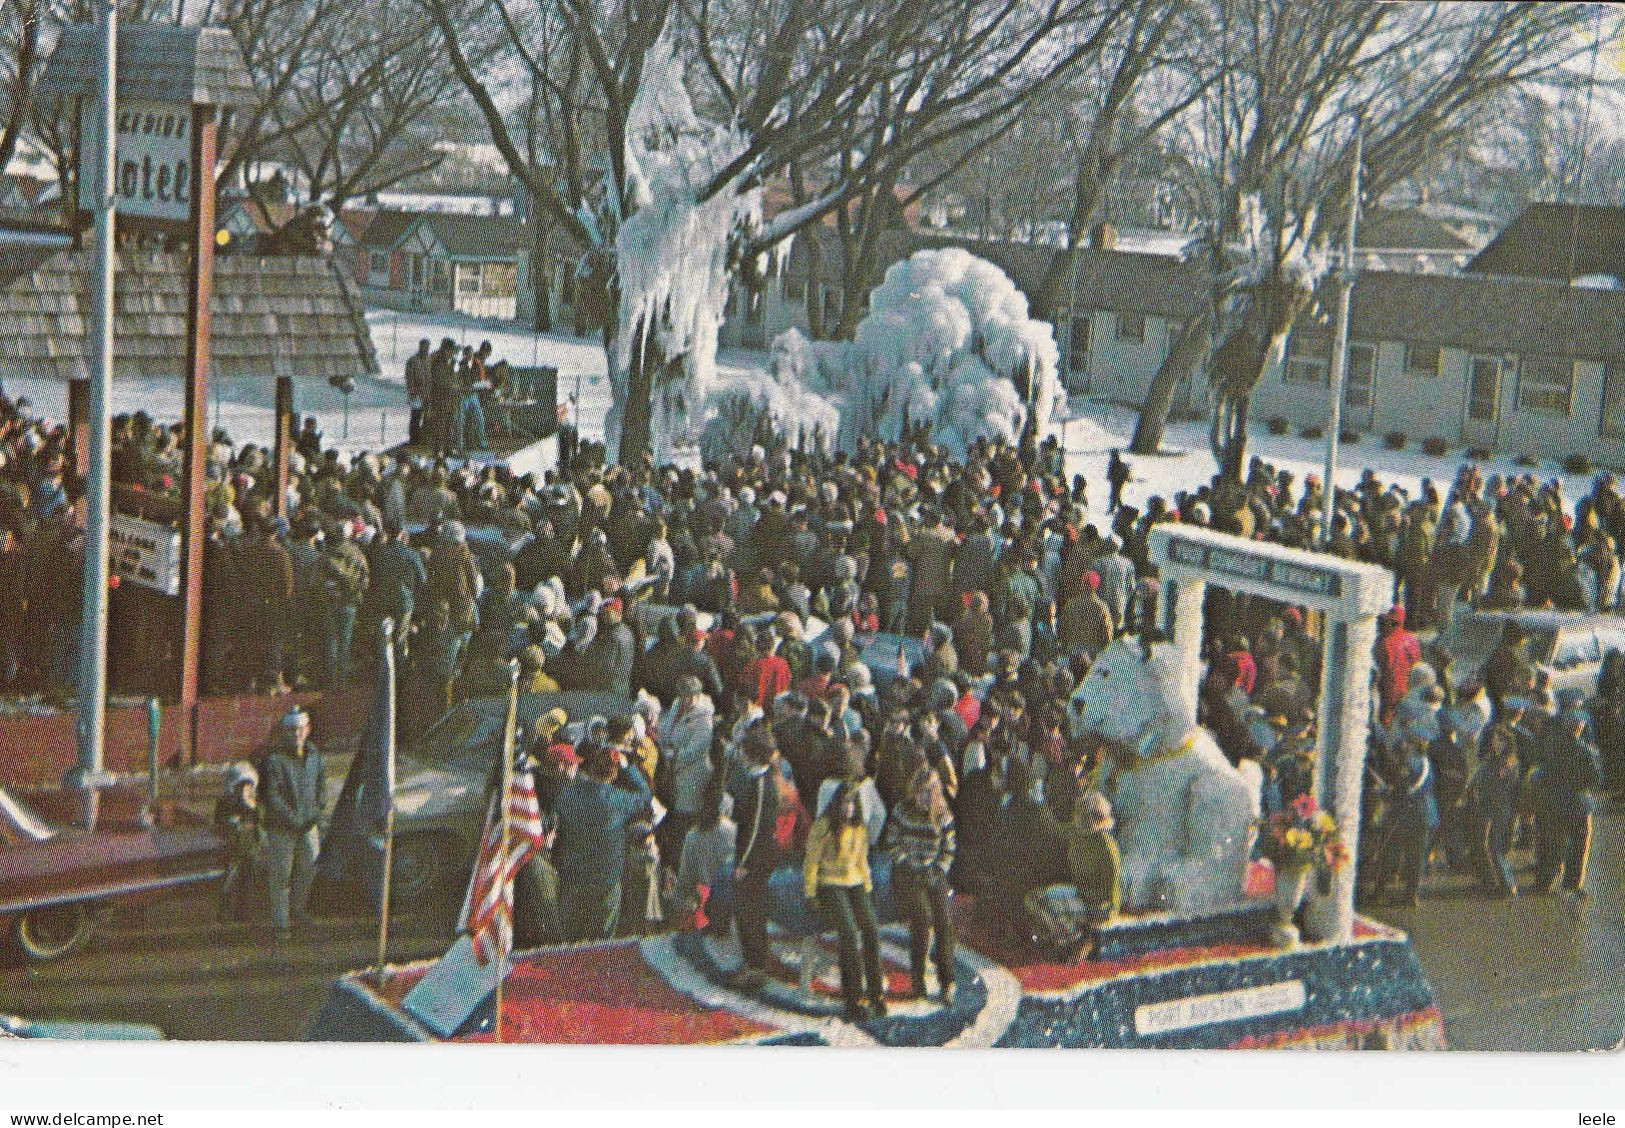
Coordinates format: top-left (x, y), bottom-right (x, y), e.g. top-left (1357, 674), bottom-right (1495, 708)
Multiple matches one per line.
top-left (262, 707), bottom-right (328, 940)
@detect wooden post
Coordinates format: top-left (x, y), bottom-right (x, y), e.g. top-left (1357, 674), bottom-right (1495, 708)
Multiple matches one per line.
top-left (273, 375), bottom-right (293, 520)
top-left (177, 105), bottom-right (217, 765)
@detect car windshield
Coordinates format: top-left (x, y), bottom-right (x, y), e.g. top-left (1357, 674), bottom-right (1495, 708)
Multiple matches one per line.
top-left (409, 706), bottom-right (504, 768)
top-left (0, 786), bottom-right (56, 845)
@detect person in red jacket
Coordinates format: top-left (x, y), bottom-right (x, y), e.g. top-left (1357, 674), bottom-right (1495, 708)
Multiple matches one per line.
top-left (1376, 606), bottom-right (1422, 726)
top-left (743, 624), bottom-right (792, 706)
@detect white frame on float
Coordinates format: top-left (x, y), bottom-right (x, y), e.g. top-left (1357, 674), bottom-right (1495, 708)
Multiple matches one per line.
top-left (1148, 523), bottom-right (1394, 942)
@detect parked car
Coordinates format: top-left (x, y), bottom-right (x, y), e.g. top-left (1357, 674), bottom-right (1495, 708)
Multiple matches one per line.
top-left (1433, 609), bottom-right (1625, 700)
top-left (386, 690), bottom-right (635, 904)
top-left (0, 784), bottom-right (225, 962)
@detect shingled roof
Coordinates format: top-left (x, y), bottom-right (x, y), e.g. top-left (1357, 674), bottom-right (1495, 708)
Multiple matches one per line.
top-left (1466, 203), bottom-right (1625, 283)
top-left (1057, 247), bottom-right (1209, 321)
top-left (1346, 269), bottom-right (1625, 361)
top-left (413, 212), bottom-right (528, 258)
top-left (0, 249), bottom-right (379, 382)
top-left (1357, 207), bottom-right (1477, 252)
top-left (358, 209), bottom-right (419, 250)
top-left (40, 24), bottom-right (255, 107)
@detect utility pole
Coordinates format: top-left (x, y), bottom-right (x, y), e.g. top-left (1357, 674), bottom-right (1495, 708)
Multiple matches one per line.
top-left (1320, 127), bottom-right (1362, 549)
top-left (71, 0), bottom-right (118, 828)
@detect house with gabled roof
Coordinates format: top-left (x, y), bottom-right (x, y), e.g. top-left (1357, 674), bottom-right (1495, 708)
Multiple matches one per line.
top-left (359, 210), bottom-right (528, 320)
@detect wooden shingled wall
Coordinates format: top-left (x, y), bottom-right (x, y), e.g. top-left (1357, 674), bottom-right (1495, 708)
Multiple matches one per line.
top-left (0, 250), bottom-right (379, 384)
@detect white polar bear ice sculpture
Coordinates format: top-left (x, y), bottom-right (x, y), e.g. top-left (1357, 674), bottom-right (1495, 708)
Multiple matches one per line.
top-left (1070, 638), bottom-right (1259, 914)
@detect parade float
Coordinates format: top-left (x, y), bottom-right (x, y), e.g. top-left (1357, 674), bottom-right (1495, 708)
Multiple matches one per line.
top-left (311, 525), bottom-right (1445, 1049)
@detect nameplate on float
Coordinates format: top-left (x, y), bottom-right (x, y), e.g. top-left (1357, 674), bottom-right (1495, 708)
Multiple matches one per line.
top-left (1133, 979), bottom-right (1307, 1036)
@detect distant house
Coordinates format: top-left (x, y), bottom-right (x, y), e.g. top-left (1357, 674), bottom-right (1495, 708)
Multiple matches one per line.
top-left (215, 195), bottom-right (298, 254)
top-left (389, 212), bottom-right (527, 320)
top-left (1353, 207), bottom-right (1482, 274)
top-left (0, 174), bottom-right (56, 219)
top-left (330, 208), bottom-right (375, 281)
top-left (1466, 202), bottom-right (1625, 288)
top-left (1060, 247), bottom-right (1625, 465)
top-left (354, 209), bottom-right (426, 305)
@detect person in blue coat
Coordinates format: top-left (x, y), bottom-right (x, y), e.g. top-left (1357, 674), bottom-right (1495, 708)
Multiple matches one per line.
top-left (1531, 704), bottom-right (1604, 897)
top-left (554, 743), bottom-right (653, 941)
top-left (1370, 736), bottom-right (1439, 907)
top-left (1466, 726), bottom-right (1522, 897)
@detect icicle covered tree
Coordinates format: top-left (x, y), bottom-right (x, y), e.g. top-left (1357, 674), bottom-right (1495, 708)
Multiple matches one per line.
top-left (428, 0), bottom-right (1129, 467)
top-left (749, 247), bottom-right (1061, 458)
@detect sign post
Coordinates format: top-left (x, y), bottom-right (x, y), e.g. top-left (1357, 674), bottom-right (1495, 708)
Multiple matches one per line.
top-left (176, 102), bottom-right (217, 764)
top-left (42, 23), bottom-right (253, 771)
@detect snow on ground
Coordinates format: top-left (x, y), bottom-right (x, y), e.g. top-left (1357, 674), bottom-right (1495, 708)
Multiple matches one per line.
top-left (367, 308), bottom-right (769, 446)
top-left (0, 298), bottom-right (1605, 511)
top-left (1061, 397), bottom-right (1601, 518)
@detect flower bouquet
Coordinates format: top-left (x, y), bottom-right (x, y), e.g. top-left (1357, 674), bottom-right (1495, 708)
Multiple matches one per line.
top-left (1256, 795), bottom-right (1351, 945)
top-left (1257, 793), bottom-right (1350, 882)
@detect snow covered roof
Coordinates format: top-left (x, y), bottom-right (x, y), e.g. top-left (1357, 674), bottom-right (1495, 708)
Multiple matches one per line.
top-left (0, 248), bottom-right (378, 382)
top-left (1466, 203), bottom-right (1625, 283)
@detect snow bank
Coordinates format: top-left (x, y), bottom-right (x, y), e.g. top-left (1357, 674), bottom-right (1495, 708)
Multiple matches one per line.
top-left (744, 247), bottom-right (1061, 458)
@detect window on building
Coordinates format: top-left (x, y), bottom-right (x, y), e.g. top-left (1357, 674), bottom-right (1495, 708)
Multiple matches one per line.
top-left (1115, 311), bottom-right (1146, 343)
top-left (1602, 363), bottom-right (1625, 439)
top-left (1069, 316), bottom-right (1091, 371)
top-left (1285, 328), bottom-right (1331, 385)
top-left (1518, 357), bottom-right (1574, 415)
top-left (1344, 342), bottom-right (1377, 408)
top-left (457, 263), bottom-right (482, 294)
top-left (1405, 343), bottom-right (1441, 378)
top-left (786, 278), bottom-right (805, 302)
top-left (429, 260), bottom-right (450, 294)
top-left (370, 251), bottom-right (389, 277)
top-left (483, 261), bottom-right (517, 297)
top-left (408, 254), bottom-right (425, 291)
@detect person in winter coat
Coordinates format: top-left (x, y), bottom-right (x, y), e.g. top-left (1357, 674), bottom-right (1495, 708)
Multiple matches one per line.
top-left (906, 507), bottom-right (959, 632)
top-left (883, 765), bottom-right (958, 1003)
top-left (554, 744), bottom-right (653, 941)
top-left (244, 521), bottom-right (295, 693)
top-left (804, 781), bottom-right (886, 1020)
top-left (727, 726), bottom-right (786, 986)
top-left (424, 521), bottom-right (481, 668)
top-left (953, 591), bottom-right (995, 677)
top-left (675, 775), bottom-right (736, 935)
top-left (1058, 571), bottom-right (1114, 660)
top-left (1368, 736), bottom-right (1439, 907)
top-left (657, 675), bottom-right (715, 866)
top-left (1467, 725), bottom-right (1522, 896)
top-left (261, 708), bottom-right (327, 940)
top-left (1531, 703), bottom-right (1604, 896)
top-left (1375, 607), bottom-right (1422, 725)
top-left (952, 514), bottom-right (998, 610)
top-left (581, 599), bottom-right (636, 696)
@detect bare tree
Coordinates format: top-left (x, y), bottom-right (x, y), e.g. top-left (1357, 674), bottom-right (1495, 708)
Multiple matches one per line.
top-left (425, 0), bottom-right (1132, 463)
top-left (1130, 0), bottom-right (1599, 472)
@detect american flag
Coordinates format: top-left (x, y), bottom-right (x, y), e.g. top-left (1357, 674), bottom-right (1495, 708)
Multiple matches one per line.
top-left (457, 766), bottom-right (544, 967)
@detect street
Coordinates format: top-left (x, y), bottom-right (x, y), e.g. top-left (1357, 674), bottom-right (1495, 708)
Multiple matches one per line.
top-left (4, 811), bottom-right (1620, 1048)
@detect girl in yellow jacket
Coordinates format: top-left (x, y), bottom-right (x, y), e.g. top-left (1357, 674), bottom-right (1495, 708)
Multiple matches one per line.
top-left (803, 782), bottom-right (887, 1020)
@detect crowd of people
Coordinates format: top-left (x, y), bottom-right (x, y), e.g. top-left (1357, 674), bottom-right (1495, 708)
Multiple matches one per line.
top-left (0, 377), bottom-right (1616, 1008)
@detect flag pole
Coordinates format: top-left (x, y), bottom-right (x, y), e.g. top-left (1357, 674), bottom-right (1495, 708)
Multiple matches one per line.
top-left (375, 617), bottom-right (398, 974)
top-left (493, 659), bottom-right (521, 1044)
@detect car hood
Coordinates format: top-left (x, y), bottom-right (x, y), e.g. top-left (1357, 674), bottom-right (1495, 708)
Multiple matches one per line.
top-left (393, 763), bottom-right (484, 822)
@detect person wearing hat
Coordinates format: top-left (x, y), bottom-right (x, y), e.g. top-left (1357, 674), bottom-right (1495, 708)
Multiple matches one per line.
top-left (1375, 605), bottom-right (1422, 727)
top-left (529, 709), bottom-right (576, 813)
top-left (214, 762), bottom-right (264, 923)
top-left (318, 518), bottom-right (371, 690)
top-left (554, 742), bottom-right (654, 941)
top-left (1466, 720), bottom-right (1524, 897)
top-left (1530, 697), bottom-right (1603, 898)
top-left (261, 708), bottom-right (327, 941)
